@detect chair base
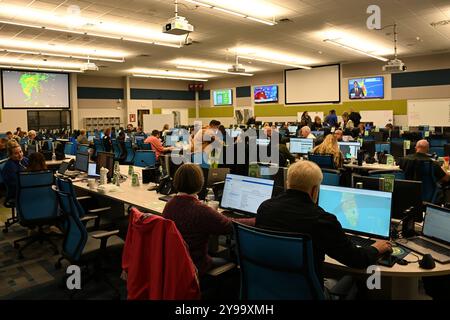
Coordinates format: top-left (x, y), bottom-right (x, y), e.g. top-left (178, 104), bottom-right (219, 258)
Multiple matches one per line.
top-left (13, 226), bottom-right (60, 259)
top-left (2, 208), bottom-right (17, 233)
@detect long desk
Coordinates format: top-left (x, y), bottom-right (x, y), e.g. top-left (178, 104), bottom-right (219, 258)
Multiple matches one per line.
top-left (46, 155), bottom-right (76, 169)
top-left (72, 165), bottom-right (166, 214)
top-left (344, 162), bottom-right (401, 171)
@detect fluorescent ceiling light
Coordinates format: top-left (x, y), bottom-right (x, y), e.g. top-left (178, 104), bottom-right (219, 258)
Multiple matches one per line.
top-left (238, 55), bottom-right (311, 69)
top-left (133, 74), bottom-right (208, 82)
top-left (185, 0), bottom-right (276, 25)
top-left (0, 48), bottom-right (124, 63)
top-left (0, 56), bottom-right (88, 69)
top-left (323, 39), bottom-right (388, 62)
top-left (0, 65), bottom-right (83, 73)
top-left (129, 68), bottom-right (212, 79)
top-left (177, 65), bottom-right (253, 76)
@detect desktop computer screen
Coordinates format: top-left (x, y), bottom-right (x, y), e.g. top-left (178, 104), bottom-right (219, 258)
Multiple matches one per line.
top-left (423, 205), bottom-right (450, 243)
top-left (338, 141), bottom-right (361, 159)
top-left (290, 138), bottom-right (314, 154)
top-left (88, 163), bottom-right (100, 177)
top-left (288, 126), bottom-right (298, 135)
top-left (220, 174), bottom-right (274, 215)
top-left (318, 185), bottom-right (392, 239)
top-left (75, 151), bottom-right (89, 172)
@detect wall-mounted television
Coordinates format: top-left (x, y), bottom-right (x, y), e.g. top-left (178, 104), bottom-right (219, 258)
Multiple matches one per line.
top-left (348, 76), bottom-right (384, 99)
top-left (1, 69), bottom-right (70, 109)
top-left (254, 85), bottom-right (278, 104)
top-left (213, 89), bottom-right (233, 106)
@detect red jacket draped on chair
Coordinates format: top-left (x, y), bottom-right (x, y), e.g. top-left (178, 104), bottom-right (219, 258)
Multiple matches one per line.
top-left (122, 207), bottom-right (200, 300)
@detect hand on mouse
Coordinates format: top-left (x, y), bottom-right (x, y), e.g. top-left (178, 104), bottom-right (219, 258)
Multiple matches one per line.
top-left (371, 240), bottom-right (392, 255)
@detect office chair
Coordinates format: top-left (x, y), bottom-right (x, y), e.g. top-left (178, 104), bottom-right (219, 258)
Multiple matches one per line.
top-left (321, 168), bottom-right (341, 186)
top-left (401, 159), bottom-right (440, 203)
top-left (308, 153), bottom-right (335, 169)
top-left (111, 139), bottom-right (121, 160)
top-left (430, 146), bottom-right (444, 157)
top-left (0, 159), bottom-right (18, 233)
top-left (140, 143), bottom-right (152, 150)
top-left (375, 143), bottom-right (390, 154)
top-left (367, 169), bottom-right (405, 180)
top-left (429, 138), bottom-right (448, 147)
top-left (55, 176), bottom-right (111, 230)
top-left (54, 187), bottom-right (123, 298)
top-left (133, 150), bottom-right (156, 168)
top-left (77, 144), bottom-right (90, 154)
top-left (124, 140), bottom-right (135, 164)
top-left (13, 171), bottom-right (62, 259)
top-left (93, 138), bottom-right (105, 156)
top-left (233, 222), bottom-right (325, 300)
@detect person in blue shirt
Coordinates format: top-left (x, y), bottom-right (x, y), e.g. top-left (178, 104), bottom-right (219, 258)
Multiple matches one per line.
top-left (324, 110), bottom-right (338, 128)
top-left (1, 140), bottom-right (29, 201)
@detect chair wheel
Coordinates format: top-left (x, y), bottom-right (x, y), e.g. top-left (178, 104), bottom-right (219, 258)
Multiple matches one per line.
top-left (13, 242), bottom-right (20, 249)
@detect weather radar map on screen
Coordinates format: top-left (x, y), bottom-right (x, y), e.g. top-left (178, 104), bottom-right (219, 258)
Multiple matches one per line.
top-left (348, 76), bottom-right (384, 99)
top-left (1, 70), bottom-right (69, 108)
top-left (254, 85), bottom-right (278, 103)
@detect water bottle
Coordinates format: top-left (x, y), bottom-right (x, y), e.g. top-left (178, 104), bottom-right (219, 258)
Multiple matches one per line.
top-left (205, 188), bottom-right (215, 202)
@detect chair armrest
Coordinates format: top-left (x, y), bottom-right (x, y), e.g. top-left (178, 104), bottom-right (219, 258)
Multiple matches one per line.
top-left (91, 229), bottom-right (120, 239)
top-left (76, 196), bottom-right (92, 202)
top-left (206, 262), bottom-right (236, 277)
top-left (87, 207), bottom-right (111, 214)
top-left (80, 215), bottom-right (99, 223)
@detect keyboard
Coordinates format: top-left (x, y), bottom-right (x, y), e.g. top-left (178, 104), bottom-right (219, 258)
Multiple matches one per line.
top-left (410, 238), bottom-right (450, 256)
top-left (349, 235), bottom-right (376, 247)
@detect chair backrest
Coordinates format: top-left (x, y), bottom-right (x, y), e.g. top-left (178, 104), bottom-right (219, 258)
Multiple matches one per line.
top-left (400, 159), bottom-right (438, 202)
top-left (111, 139), bottom-right (121, 159)
top-left (140, 143), bottom-right (152, 150)
top-left (429, 146), bottom-right (444, 157)
top-left (16, 170), bottom-right (58, 221)
top-left (133, 150), bottom-right (156, 167)
top-left (93, 138), bottom-right (105, 154)
top-left (55, 176), bottom-right (85, 217)
top-left (307, 153), bottom-right (334, 169)
top-left (64, 142), bottom-right (74, 155)
top-left (321, 168), bottom-right (341, 186)
top-left (233, 222), bottom-right (324, 300)
top-left (125, 140), bottom-right (135, 163)
top-left (429, 138), bottom-right (448, 147)
top-left (367, 169), bottom-right (405, 180)
top-left (78, 144), bottom-right (90, 153)
top-left (54, 188), bottom-right (88, 262)
top-left (0, 158), bottom-right (7, 185)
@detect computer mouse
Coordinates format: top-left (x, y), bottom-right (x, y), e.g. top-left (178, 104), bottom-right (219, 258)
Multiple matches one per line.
top-left (396, 259), bottom-right (408, 266)
top-left (419, 254), bottom-right (436, 270)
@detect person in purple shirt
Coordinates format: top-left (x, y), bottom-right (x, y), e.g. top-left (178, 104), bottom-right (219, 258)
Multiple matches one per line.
top-left (1, 140), bottom-right (29, 201)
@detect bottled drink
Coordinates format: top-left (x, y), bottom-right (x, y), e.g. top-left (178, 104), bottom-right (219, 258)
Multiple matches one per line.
top-left (205, 188), bottom-right (215, 202)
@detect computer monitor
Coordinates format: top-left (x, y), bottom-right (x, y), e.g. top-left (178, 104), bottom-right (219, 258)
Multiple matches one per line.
top-left (220, 174), bottom-right (274, 215)
top-left (390, 142), bottom-right (404, 161)
top-left (96, 151), bottom-right (114, 180)
top-left (289, 138), bottom-right (314, 154)
top-left (338, 141), bottom-right (361, 159)
top-left (423, 205), bottom-right (450, 243)
top-left (318, 185), bottom-right (392, 239)
top-left (362, 140), bottom-right (376, 157)
top-left (352, 175), bottom-right (422, 220)
top-left (288, 126), bottom-right (298, 135)
top-left (88, 163), bottom-right (100, 178)
top-left (74, 151), bottom-right (89, 172)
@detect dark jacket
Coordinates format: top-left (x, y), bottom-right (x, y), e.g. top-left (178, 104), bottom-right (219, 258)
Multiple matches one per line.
top-left (349, 112), bottom-right (362, 127)
top-left (256, 189), bottom-right (379, 284)
top-left (1, 157), bottom-right (29, 200)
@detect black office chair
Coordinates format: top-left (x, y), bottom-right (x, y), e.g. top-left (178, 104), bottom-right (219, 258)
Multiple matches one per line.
top-left (0, 158), bottom-right (18, 233)
top-left (13, 171), bottom-right (62, 259)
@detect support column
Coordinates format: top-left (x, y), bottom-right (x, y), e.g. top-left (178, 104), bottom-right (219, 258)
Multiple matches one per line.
top-left (70, 73), bottom-right (79, 130)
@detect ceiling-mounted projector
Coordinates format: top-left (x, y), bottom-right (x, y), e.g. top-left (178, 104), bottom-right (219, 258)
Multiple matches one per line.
top-left (382, 59), bottom-right (407, 72)
top-left (163, 16), bottom-right (194, 35)
top-left (81, 61), bottom-right (99, 71)
top-left (228, 63), bottom-right (246, 73)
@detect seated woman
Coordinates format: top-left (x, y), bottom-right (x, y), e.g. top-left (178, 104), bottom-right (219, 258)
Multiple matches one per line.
top-left (311, 134), bottom-right (344, 169)
top-left (163, 163), bottom-right (254, 278)
top-left (26, 152), bottom-right (48, 172)
top-left (311, 116), bottom-right (323, 131)
top-left (1, 140), bottom-right (29, 201)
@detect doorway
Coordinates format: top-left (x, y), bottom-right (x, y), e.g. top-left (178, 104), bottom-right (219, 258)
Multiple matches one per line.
top-left (137, 109), bottom-right (150, 128)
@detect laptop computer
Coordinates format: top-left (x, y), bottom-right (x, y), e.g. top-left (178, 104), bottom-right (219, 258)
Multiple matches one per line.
top-left (396, 204), bottom-right (450, 263)
top-left (220, 174), bottom-right (274, 217)
top-left (318, 185), bottom-right (393, 247)
top-left (58, 161), bottom-right (70, 175)
top-left (88, 163), bottom-right (100, 178)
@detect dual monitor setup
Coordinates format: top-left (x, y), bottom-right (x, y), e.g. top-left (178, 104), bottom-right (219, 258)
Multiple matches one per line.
top-left (289, 138), bottom-right (361, 159)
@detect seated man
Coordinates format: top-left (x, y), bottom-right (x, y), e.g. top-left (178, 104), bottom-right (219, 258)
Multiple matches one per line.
top-left (298, 126), bottom-right (316, 139)
top-left (256, 160), bottom-right (391, 294)
top-left (399, 139), bottom-right (450, 184)
top-left (144, 130), bottom-right (174, 161)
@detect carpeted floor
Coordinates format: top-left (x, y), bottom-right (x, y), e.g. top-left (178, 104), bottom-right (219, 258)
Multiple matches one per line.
top-left (0, 199), bottom-right (126, 300)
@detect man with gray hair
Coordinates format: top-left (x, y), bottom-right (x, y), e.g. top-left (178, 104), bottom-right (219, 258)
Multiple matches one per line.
top-left (256, 160), bottom-right (392, 289)
top-left (299, 126), bottom-right (316, 139)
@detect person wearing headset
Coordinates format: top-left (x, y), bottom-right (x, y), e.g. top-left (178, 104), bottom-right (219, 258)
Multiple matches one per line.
top-left (1, 140), bottom-right (29, 202)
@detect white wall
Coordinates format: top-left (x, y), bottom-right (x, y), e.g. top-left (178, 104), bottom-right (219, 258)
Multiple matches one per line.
top-left (0, 109), bottom-right (28, 132)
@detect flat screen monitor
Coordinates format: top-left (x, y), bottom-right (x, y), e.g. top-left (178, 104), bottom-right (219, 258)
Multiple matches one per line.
top-left (220, 174), bottom-right (274, 215)
top-left (318, 185), bottom-right (392, 239)
top-left (74, 151), bottom-right (89, 172)
top-left (423, 205), bottom-right (450, 243)
top-left (1, 70), bottom-right (69, 109)
top-left (338, 141), bottom-right (361, 159)
top-left (254, 85), bottom-right (278, 104)
top-left (88, 163), bottom-right (100, 178)
top-left (96, 151), bottom-right (114, 180)
top-left (288, 126), bottom-right (298, 134)
top-left (290, 138), bottom-right (314, 154)
top-left (213, 89), bottom-right (233, 106)
top-left (349, 76), bottom-right (384, 99)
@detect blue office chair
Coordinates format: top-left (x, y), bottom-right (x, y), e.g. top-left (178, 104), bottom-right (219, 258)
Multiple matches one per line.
top-left (430, 147), bottom-right (444, 157)
top-left (375, 143), bottom-right (390, 154)
top-left (0, 159), bottom-right (18, 233)
top-left (321, 168), bottom-right (341, 186)
top-left (125, 140), bottom-right (135, 163)
top-left (307, 153), bottom-right (335, 169)
top-left (233, 222), bottom-right (324, 300)
top-left (390, 138), bottom-right (404, 143)
top-left (78, 144), bottom-right (90, 154)
top-left (54, 188), bottom-right (123, 298)
top-left (140, 143), bottom-right (152, 150)
top-left (429, 138), bottom-right (448, 147)
top-left (111, 139), bottom-right (121, 160)
top-left (13, 171), bottom-right (62, 259)
top-left (133, 150), bottom-right (156, 167)
top-left (64, 142), bottom-right (74, 155)
top-left (55, 176), bottom-right (111, 229)
top-left (93, 138), bottom-right (105, 156)
top-left (401, 159), bottom-right (440, 203)
top-left (367, 169), bottom-right (405, 180)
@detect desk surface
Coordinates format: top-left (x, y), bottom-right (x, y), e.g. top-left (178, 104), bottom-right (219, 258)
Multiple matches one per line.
top-left (46, 155), bottom-right (75, 167)
top-left (344, 162), bottom-right (401, 171)
top-left (72, 165), bottom-right (166, 214)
